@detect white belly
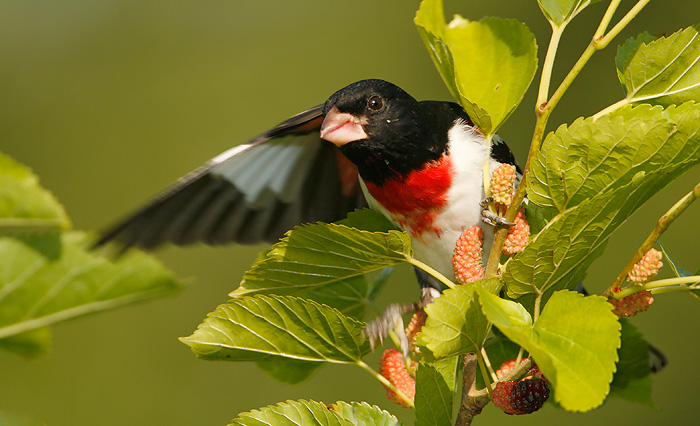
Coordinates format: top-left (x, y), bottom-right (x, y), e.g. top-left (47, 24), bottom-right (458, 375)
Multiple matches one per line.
top-left (361, 124), bottom-right (500, 279)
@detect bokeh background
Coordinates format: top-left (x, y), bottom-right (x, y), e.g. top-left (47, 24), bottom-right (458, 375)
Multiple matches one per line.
top-left (1, 1), bottom-right (699, 425)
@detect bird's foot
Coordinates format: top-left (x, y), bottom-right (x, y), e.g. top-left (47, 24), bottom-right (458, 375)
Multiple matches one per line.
top-left (363, 287), bottom-right (439, 357)
top-left (363, 302), bottom-right (418, 357)
top-left (480, 197), bottom-right (515, 227)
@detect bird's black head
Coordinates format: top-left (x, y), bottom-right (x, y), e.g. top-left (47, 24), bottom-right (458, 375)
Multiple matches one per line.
top-left (322, 79), bottom-right (416, 118)
top-left (321, 79), bottom-right (449, 184)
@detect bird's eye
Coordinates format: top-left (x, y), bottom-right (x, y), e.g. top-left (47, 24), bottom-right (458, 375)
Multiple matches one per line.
top-left (367, 95), bottom-right (383, 110)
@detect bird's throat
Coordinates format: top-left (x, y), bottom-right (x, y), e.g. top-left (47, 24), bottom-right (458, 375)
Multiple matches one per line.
top-left (364, 155), bottom-right (452, 238)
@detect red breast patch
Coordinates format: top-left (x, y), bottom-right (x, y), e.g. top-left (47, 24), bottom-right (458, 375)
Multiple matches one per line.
top-left (364, 155), bottom-right (452, 238)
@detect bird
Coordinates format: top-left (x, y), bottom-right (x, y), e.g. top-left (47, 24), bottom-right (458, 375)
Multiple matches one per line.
top-left (96, 79), bottom-right (520, 349)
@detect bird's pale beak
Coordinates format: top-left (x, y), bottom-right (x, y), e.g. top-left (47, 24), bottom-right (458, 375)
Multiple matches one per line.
top-left (320, 107), bottom-right (368, 146)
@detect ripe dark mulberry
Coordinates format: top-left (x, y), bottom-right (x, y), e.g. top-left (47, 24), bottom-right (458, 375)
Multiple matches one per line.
top-left (492, 377), bottom-right (550, 415)
top-left (511, 378), bottom-right (550, 414)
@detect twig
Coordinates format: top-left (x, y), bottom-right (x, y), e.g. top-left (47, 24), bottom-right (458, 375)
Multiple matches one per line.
top-left (611, 275), bottom-right (700, 299)
top-left (480, 347), bottom-right (498, 382)
top-left (606, 181), bottom-right (700, 296)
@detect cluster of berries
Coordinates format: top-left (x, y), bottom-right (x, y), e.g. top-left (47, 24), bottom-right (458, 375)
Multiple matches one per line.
top-left (491, 359), bottom-right (550, 415)
top-left (380, 165), bottom-right (535, 408)
top-left (452, 164), bottom-right (530, 284)
top-left (608, 248), bottom-right (662, 317)
top-left (491, 164), bottom-right (530, 256)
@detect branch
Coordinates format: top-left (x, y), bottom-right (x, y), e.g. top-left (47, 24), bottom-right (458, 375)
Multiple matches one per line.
top-left (486, 0), bottom-right (652, 276)
top-left (455, 354), bottom-right (488, 426)
top-left (455, 354), bottom-right (537, 426)
top-left (606, 180), bottom-right (700, 295)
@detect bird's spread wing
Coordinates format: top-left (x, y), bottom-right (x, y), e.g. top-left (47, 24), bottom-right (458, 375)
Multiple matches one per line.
top-left (96, 105), bottom-right (365, 249)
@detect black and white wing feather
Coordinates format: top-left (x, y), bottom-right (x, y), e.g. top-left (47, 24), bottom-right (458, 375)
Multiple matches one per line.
top-left (96, 105), bottom-right (365, 249)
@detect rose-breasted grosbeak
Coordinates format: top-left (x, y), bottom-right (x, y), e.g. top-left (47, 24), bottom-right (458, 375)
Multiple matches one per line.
top-left (96, 79), bottom-right (520, 349)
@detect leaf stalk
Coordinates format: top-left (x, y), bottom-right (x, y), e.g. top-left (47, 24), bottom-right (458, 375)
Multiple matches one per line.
top-left (536, 24), bottom-right (566, 109)
top-left (405, 255), bottom-right (456, 289)
top-left (595, 0), bottom-right (652, 49)
top-left (612, 275), bottom-right (700, 299)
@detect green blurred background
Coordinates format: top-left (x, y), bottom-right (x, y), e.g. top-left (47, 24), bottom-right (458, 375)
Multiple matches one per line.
top-left (1, 1), bottom-right (699, 425)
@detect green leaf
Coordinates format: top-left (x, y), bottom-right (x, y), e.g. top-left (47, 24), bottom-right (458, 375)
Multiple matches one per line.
top-left (617, 25), bottom-right (700, 106)
top-left (415, 0), bottom-right (460, 102)
top-left (338, 208), bottom-right (399, 233)
top-left (230, 400), bottom-right (352, 426)
top-left (529, 103), bottom-right (700, 212)
top-left (524, 203), bottom-right (557, 235)
top-left (0, 151), bottom-right (70, 235)
top-left (509, 103), bottom-right (700, 300)
top-left (231, 223), bottom-right (412, 319)
top-left (476, 288), bottom-right (533, 335)
top-left (478, 289), bottom-right (621, 412)
top-left (415, 356), bottom-right (459, 426)
top-left (445, 16), bottom-right (538, 135)
top-left (417, 281), bottom-right (496, 359)
top-left (609, 375), bottom-right (656, 407)
top-left (609, 320), bottom-right (655, 407)
top-left (330, 401), bottom-right (403, 426)
top-left (502, 183), bottom-right (624, 299)
top-left (0, 232), bottom-right (181, 344)
top-left (255, 358), bottom-right (321, 384)
top-left (537, 0), bottom-right (602, 27)
top-left (616, 32), bottom-right (657, 86)
top-left (180, 295), bottom-right (370, 364)
top-left (415, 0), bottom-right (537, 134)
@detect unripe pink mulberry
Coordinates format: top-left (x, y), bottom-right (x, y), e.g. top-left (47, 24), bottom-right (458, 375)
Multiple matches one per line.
top-left (405, 310), bottom-right (427, 352)
top-left (608, 290), bottom-right (654, 317)
top-left (502, 209), bottom-right (529, 255)
top-left (379, 349), bottom-right (416, 407)
top-left (627, 249), bottom-right (663, 284)
top-left (490, 164), bottom-right (517, 207)
top-left (452, 226), bottom-right (485, 284)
